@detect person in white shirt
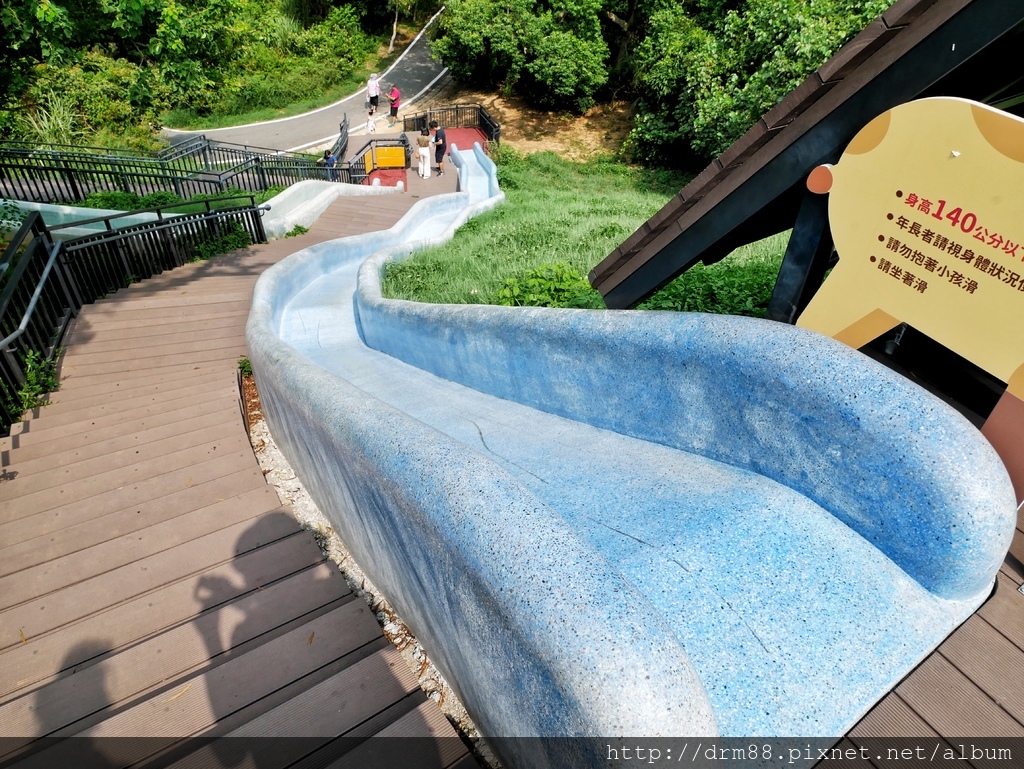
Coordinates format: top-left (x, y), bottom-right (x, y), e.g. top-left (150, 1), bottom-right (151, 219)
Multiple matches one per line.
top-left (366, 74), bottom-right (381, 114)
top-left (367, 111), bottom-right (377, 133)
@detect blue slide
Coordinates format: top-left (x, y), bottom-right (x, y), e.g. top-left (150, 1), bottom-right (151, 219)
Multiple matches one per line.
top-left (247, 145), bottom-right (1017, 768)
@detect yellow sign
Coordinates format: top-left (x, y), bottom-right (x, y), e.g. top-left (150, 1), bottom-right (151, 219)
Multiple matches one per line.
top-left (798, 97), bottom-right (1024, 397)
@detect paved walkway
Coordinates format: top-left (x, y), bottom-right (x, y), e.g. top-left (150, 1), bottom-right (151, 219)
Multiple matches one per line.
top-left (163, 16), bottom-right (448, 152)
top-left (0, 191), bottom-right (477, 768)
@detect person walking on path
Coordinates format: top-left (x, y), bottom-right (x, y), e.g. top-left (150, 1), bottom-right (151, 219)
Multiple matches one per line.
top-left (367, 110), bottom-right (378, 133)
top-left (367, 73), bottom-right (381, 114)
top-left (387, 84), bottom-right (401, 128)
top-left (429, 121), bottom-right (447, 177)
top-left (416, 128), bottom-right (431, 179)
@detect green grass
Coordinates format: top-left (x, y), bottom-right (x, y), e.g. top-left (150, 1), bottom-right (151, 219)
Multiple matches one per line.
top-left (383, 149), bottom-right (689, 306)
top-left (637, 231), bottom-right (788, 317)
top-left (382, 148), bottom-right (788, 316)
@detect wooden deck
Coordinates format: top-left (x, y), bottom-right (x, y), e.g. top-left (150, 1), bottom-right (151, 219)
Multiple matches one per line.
top-left (846, 529), bottom-right (1024, 748)
top-left (0, 192), bottom-right (476, 768)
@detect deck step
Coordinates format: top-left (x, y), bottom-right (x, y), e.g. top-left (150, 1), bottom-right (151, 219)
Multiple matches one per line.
top-left (0, 531), bottom-right (328, 700)
top-left (0, 486), bottom-right (281, 606)
top-left (0, 192), bottom-right (466, 761)
top-left (0, 513), bottom-right (306, 650)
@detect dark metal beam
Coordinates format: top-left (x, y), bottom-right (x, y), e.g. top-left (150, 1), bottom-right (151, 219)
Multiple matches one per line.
top-left (766, 189), bottom-right (836, 324)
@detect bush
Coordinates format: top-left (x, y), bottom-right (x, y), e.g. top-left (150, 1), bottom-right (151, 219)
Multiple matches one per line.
top-left (433, 0), bottom-right (608, 114)
top-left (192, 221), bottom-right (252, 260)
top-left (15, 350), bottom-right (60, 412)
top-left (19, 52), bottom-right (163, 146)
top-left (492, 263), bottom-right (604, 308)
top-left (627, 0), bottom-right (890, 166)
top-left (140, 191), bottom-right (185, 208)
top-left (81, 191), bottom-right (144, 210)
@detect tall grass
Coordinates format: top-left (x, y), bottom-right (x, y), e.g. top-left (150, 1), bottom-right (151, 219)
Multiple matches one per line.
top-left (384, 149), bottom-right (688, 305)
top-left (383, 148), bottom-right (788, 316)
top-left (638, 232), bottom-right (788, 316)
top-left (16, 92), bottom-right (87, 145)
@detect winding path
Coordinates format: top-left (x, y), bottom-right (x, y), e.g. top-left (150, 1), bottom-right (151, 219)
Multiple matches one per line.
top-left (163, 11), bottom-right (448, 151)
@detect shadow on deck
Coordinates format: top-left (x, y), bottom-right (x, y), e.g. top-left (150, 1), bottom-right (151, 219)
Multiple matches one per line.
top-left (0, 191), bottom-right (478, 769)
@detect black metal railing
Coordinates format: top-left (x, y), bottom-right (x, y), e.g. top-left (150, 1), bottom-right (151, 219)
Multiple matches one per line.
top-left (401, 104), bottom-right (501, 147)
top-left (0, 213), bottom-right (79, 431)
top-left (0, 196), bottom-right (267, 433)
top-left (0, 116), bottom-right (351, 204)
top-left (330, 118), bottom-right (350, 163)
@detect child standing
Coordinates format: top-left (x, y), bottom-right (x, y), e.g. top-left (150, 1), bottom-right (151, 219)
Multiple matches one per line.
top-left (367, 110), bottom-right (377, 133)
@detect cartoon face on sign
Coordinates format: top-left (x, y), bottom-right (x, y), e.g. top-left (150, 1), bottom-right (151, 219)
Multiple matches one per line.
top-left (797, 97), bottom-right (1024, 500)
top-left (798, 97), bottom-right (1024, 388)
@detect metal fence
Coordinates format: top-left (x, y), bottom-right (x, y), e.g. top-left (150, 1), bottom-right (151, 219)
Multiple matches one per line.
top-left (0, 196), bottom-right (267, 433)
top-left (401, 104), bottom-right (501, 147)
top-left (0, 117), bottom-right (351, 204)
top-left (0, 214), bottom-right (79, 431)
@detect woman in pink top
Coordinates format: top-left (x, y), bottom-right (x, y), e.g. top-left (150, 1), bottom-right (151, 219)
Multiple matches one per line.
top-left (387, 84), bottom-right (400, 128)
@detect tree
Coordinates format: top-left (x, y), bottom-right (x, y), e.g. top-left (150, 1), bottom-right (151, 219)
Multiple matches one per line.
top-left (387, 0), bottom-right (412, 52)
top-left (432, 0), bottom-right (609, 112)
top-left (627, 0), bottom-right (891, 166)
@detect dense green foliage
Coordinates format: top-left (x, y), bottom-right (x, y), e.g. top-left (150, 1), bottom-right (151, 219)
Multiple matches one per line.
top-left (433, 0), bottom-right (891, 164)
top-left (382, 148), bottom-right (785, 314)
top-left (4, 0), bottom-right (892, 165)
top-left (431, 0), bottom-right (609, 112)
top-left (1, 0), bottom-right (407, 146)
top-left (626, 0), bottom-right (890, 163)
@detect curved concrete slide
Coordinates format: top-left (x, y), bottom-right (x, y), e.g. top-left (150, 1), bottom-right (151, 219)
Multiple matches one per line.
top-left (247, 146), bottom-right (1018, 767)
top-left (163, 10), bottom-right (448, 151)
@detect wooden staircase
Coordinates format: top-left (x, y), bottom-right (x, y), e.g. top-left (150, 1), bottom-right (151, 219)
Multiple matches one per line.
top-left (0, 193), bottom-right (478, 768)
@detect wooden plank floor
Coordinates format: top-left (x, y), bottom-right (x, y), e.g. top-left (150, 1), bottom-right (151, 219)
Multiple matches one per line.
top-left (847, 534), bottom-right (1024, 752)
top-left (0, 191), bottom-right (476, 768)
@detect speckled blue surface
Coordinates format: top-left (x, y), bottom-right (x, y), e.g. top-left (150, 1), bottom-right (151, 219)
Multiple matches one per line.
top-left (246, 144), bottom-right (1017, 762)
